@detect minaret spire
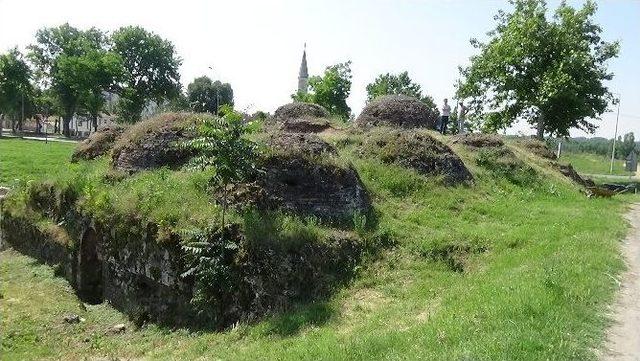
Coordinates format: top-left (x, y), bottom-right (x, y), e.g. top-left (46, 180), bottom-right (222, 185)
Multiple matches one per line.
top-left (297, 43), bottom-right (309, 95)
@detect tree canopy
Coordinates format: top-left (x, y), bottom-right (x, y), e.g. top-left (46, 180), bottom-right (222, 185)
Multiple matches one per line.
top-left (186, 76), bottom-right (234, 114)
top-left (0, 48), bottom-right (33, 127)
top-left (456, 0), bottom-right (619, 139)
top-left (28, 24), bottom-right (115, 136)
top-left (112, 26), bottom-right (182, 123)
top-left (293, 61), bottom-right (352, 119)
top-left (366, 71), bottom-right (437, 112)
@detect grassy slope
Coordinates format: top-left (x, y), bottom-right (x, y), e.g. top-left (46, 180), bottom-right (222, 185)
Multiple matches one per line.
top-left (559, 151), bottom-right (631, 176)
top-left (0, 136), bottom-right (633, 360)
top-left (0, 138), bottom-right (77, 186)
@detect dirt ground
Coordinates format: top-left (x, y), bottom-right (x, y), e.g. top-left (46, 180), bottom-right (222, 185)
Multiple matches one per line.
top-left (602, 204), bottom-right (640, 360)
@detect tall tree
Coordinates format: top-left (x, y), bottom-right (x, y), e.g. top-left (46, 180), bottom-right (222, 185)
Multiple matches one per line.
top-left (456, 0), bottom-right (619, 139)
top-left (617, 132), bottom-right (636, 159)
top-left (366, 71), bottom-right (437, 111)
top-left (293, 61), bottom-right (352, 119)
top-left (112, 26), bottom-right (182, 122)
top-left (77, 50), bottom-right (123, 131)
top-left (28, 24), bottom-right (110, 136)
top-left (187, 76), bottom-right (234, 114)
top-left (0, 48), bottom-right (33, 133)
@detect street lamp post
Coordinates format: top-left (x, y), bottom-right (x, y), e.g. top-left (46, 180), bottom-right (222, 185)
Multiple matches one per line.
top-left (609, 94), bottom-right (621, 174)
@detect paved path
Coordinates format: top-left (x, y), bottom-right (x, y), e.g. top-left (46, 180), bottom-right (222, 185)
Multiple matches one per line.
top-left (602, 204), bottom-right (640, 360)
top-left (0, 133), bottom-right (79, 143)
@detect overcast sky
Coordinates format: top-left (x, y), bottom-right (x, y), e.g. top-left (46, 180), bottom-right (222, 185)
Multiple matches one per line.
top-left (1, 0), bottom-right (638, 138)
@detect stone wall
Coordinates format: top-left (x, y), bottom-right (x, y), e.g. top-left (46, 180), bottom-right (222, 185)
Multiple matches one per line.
top-left (1, 211), bottom-right (196, 325)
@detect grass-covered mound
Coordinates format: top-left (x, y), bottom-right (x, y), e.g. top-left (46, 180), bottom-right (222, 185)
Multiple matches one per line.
top-left (452, 133), bottom-right (504, 148)
top-left (111, 113), bottom-right (198, 172)
top-left (450, 133), bottom-right (538, 186)
top-left (355, 95), bottom-right (438, 129)
top-left (1, 126), bottom-right (380, 328)
top-left (224, 132), bottom-right (371, 223)
top-left (1, 126), bottom-right (634, 360)
top-left (71, 125), bottom-right (127, 163)
top-left (270, 102), bottom-right (331, 133)
top-left (358, 128), bottom-right (472, 185)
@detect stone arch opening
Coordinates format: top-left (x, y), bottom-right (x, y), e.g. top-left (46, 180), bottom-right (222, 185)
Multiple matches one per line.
top-left (77, 227), bottom-right (103, 304)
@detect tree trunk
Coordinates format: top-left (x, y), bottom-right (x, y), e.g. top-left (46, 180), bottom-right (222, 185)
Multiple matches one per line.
top-left (0, 114), bottom-right (3, 137)
top-left (62, 115), bottom-right (72, 137)
top-left (92, 114), bottom-right (98, 132)
top-left (536, 114), bottom-right (545, 140)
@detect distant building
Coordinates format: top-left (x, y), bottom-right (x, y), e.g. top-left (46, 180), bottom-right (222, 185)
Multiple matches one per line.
top-left (297, 44), bottom-right (309, 95)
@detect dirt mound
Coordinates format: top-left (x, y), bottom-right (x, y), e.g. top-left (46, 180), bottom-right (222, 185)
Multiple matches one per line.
top-left (452, 133), bottom-right (504, 148)
top-left (256, 154), bottom-right (370, 221)
top-left (71, 125), bottom-right (127, 162)
top-left (271, 102), bottom-right (331, 133)
top-left (273, 102), bottom-right (329, 121)
top-left (516, 138), bottom-right (557, 160)
top-left (228, 135), bottom-right (369, 222)
top-left (556, 163), bottom-right (595, 187)
top-left (265, 132), bottom-right (337, 156)
top-left (355, 95), bottom-right (438, 129)
top-left (360, 130), bottom-right (472, 185)
top-left (111, 113), bottom-right (197, 172)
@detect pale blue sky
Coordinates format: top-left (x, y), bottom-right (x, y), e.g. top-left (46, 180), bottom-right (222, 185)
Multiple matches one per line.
top-left (0, 0), bottom-right (637, 138)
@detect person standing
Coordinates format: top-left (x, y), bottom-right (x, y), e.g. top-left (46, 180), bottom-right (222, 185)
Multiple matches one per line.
top-left (458, 101), bottom-right (466, 134)
top-left (440, 98), bottom-right (451, 134)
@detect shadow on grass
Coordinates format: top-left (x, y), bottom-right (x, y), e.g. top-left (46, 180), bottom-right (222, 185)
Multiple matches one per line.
top-left (261, 301), bottom-right (336, 337)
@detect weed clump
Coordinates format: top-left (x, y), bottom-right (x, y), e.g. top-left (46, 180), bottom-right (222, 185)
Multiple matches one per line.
top-left (355, 95), bottom-right (438, 129)
top-left (71, 125), bottom-right (127, 162)
top-left (359, 129), bottom-right (472, 185)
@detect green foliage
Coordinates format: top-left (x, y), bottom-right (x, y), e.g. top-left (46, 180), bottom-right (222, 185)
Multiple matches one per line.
top-left (292, 61), bottom-right (352, 119)
top-left (181, 106), bottom-right (259, 226)
top-left (0, 48), bottom-right (33, 126)
top-left (28, 24), bottom-right (117, 136)
top-left (457, 0), bottom-right (619, 139)
top-left (180, 225), bottom-right (240, 322)
top-left (111, 26), bottom-right (182, 122)
top-left (186, 76), bottom-right (233, 114)
top-left (365, 71), bottom-right (437, 112)
top-left (617, 132), bottom-right (636, 159)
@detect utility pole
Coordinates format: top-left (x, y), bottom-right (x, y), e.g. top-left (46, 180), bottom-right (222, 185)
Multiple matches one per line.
top-left (610, 94), bottom-right (621, 174)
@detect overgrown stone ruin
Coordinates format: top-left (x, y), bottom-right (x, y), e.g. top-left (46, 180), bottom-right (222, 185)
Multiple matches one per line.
top-left (225, 133), bottom-right (371, 222)
top-left (111, 113), bottom-right (197, 172)
top-left (360, 129), bottom-right (473, 185)
top-left (71, 125), bottom-right (127, 162)
top-left (355, 95), bottom-right (439, 129)
top-left (269, 102), bottom-right (332, 133)
top-left (1, 104), bottom-right (598, 330)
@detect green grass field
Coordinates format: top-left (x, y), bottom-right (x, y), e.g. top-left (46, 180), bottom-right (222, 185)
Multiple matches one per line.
top-left (0, 137), bottom-right (633, 360)
top-left (0, 138), bottom-right (77, 186)
top-left (559, 151), bottom-right (632, 176)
